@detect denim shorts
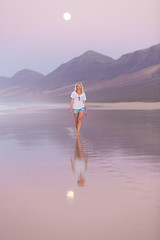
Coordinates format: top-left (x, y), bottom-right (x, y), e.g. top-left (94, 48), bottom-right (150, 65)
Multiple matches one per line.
top-left (72, 107), bottom-right (85, 114)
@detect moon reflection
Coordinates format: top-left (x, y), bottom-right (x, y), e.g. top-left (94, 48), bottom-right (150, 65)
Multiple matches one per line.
top-left (66, 190), bottom-right (74, 198)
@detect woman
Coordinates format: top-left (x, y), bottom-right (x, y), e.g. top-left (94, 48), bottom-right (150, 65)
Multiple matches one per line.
top-left (70, 82), bottom-right (87, 136)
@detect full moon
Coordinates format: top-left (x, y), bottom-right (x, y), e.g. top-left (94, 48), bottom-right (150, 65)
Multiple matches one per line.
top-left (63, 12), bottom-right (71, 21)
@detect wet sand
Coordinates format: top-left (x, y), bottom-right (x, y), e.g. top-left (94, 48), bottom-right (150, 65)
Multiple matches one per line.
top-left (0, 106), bottom-right (160, 240)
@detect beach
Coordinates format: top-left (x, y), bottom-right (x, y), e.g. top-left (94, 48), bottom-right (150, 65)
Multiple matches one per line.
top-left (0, 105), bottom-right (160, 240)
top-left (1, 102), bottom-right (160, 116)
top-left (88, 102), bottom-right (160, 110)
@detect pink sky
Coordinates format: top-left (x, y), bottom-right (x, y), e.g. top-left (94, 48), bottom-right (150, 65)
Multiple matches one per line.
top-left (0, 0), bottom-right (159, 76)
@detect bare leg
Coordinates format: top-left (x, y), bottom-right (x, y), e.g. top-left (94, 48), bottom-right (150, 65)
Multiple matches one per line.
top-left (74, 113), bottom-right (79, 130)
top-left (77, 111), bottom-right (84, 135)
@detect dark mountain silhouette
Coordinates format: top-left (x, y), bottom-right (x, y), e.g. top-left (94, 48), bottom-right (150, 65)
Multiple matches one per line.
top-left (45, 43), bottom-right (160, 87)
top-left (0, 69), bottom-right (45, 102)
top-left (0, 43), bottom-right (160, 103)
top-left (39, 50), bottom-right (114, 91)
top-left (112, 43), bottom-right (160, 76)
top-left (86, 64), bottom-right (160, 102)
top-left (0, 69), bottom-right (44, 87)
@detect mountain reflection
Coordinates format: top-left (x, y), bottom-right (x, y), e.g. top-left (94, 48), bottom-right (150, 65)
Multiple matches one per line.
top-left (71, 136), bottom-right (88, 187)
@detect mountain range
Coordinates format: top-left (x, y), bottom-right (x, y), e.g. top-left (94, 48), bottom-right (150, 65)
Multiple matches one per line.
top-left (0, 43), bottom-right (160, 103)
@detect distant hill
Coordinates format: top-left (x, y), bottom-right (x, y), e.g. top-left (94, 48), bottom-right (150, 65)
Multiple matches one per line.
top-left (0, 69), bottom-right (45, 102)
top-left (0, 43), bottom-right (160, 103)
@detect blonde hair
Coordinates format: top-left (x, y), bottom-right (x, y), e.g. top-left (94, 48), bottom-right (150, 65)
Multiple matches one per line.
top-left (74, 82), bottom-right (84, 94)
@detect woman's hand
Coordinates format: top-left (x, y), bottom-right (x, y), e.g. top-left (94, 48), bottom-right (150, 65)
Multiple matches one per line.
top-left (85, 110), bottom-right (87, 116)
top-left (70, 98), bottom-right (74, 114)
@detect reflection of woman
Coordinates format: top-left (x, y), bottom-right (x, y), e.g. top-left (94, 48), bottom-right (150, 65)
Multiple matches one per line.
top-left (70, 82), bottom-right (87, 136)
top-left (71, 136), bottom-right (88, 187)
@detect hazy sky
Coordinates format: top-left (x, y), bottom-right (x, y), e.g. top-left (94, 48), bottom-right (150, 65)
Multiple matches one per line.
top-left (0, 0), bottom-right (159, 77)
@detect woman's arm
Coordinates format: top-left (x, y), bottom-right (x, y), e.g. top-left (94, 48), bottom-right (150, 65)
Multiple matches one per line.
top-left (83, 100), bottom-right (87, 116)
top-left (70, 98), bottom-right (74, 114)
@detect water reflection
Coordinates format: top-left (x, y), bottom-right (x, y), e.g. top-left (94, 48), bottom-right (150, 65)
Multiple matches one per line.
top-left (0, 109), bottom-right (160, 240)
top-left (66, 190), bottom-right (74, 198)
top-left (71, 136), bottom-right (88, 186)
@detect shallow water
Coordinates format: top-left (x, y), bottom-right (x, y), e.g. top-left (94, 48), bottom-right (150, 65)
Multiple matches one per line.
top-left (0, 108), bottom-right (160, 240)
